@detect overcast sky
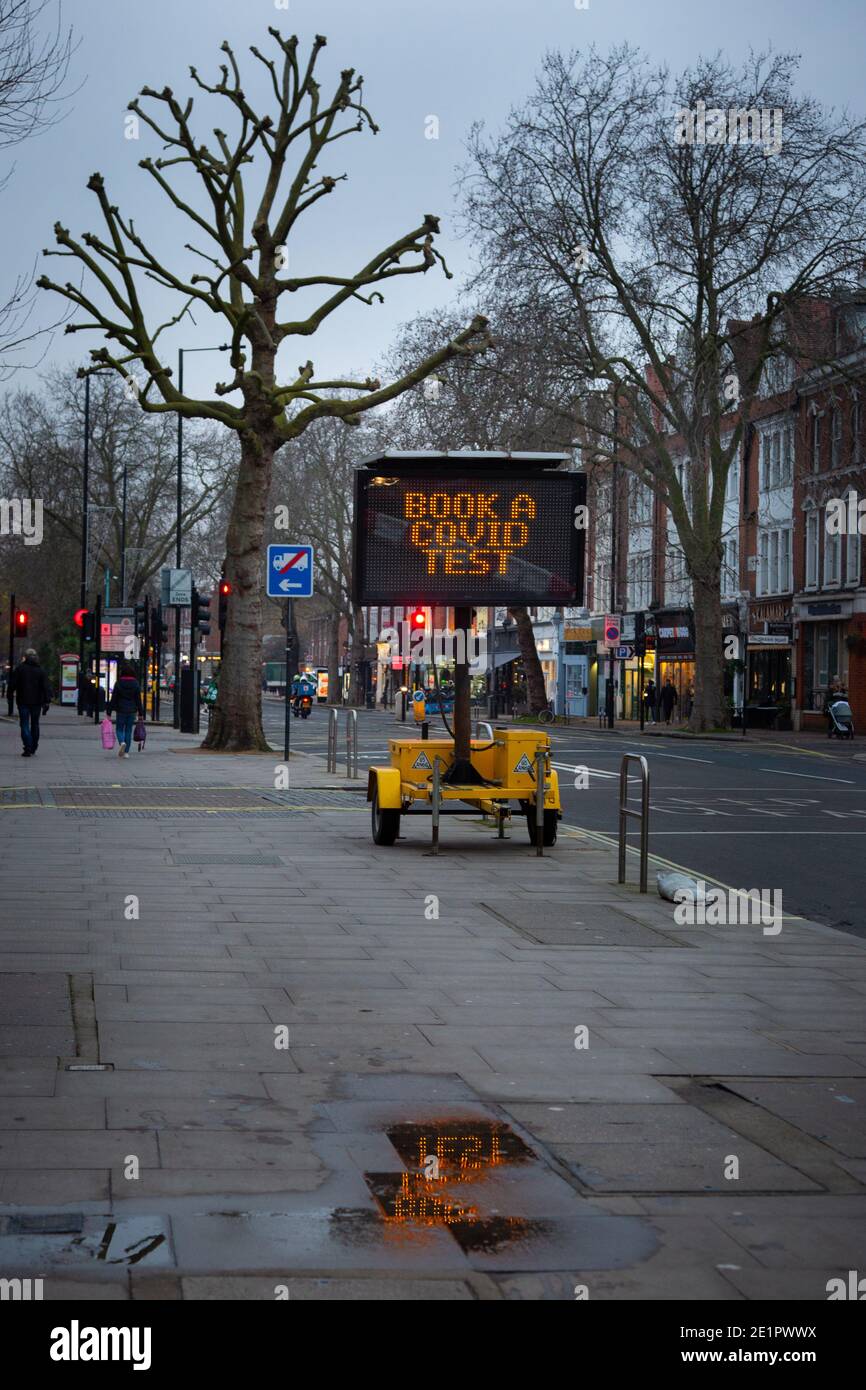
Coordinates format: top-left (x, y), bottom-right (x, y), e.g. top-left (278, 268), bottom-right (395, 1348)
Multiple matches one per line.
top-left (6, 0), bottom-right (866, 402)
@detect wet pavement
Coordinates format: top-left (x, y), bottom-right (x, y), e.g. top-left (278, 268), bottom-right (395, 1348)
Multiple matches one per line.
top-left (0, 710), bottom-right (865, 1299)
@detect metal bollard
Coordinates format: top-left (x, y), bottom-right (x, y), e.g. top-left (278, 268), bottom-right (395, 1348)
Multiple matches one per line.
top-left (345, 707), bottom-right (359, 779)
top-left (535, 748), bottom-right (546, 857)
top-left (618, 754), bottom-right (650, 892)
top-left (431, 755), bottom-right (441, 856)
top-left (327, 706), bottom-right (338, 773)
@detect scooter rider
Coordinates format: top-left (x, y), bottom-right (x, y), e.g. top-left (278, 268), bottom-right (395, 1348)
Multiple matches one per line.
top-left (291, 670), bottom-right (316, 714)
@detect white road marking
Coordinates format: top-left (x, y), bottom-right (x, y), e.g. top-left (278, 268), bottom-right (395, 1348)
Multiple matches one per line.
top-left (623, 749), bottom-right (715, 763)
top-left (551, 762), bottom-right (622, 781)
top-left (759, 768), bottom-right (856, 784)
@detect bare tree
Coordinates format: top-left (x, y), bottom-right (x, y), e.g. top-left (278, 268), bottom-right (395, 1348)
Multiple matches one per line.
top-left (270, 410), bottom-right (380, 700)
top-left (461, 46), bottom-right (866, 729)
top-left (0, 369), bottom-right (235, 602)
top-left (38, 28), bottom-right (490, 749)
top-left (0, 1), bottom-right (75, 376)
top-left (385, 300), bottom-right (579, 711)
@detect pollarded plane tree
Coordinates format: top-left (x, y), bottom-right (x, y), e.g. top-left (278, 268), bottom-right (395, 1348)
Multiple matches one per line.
top-left (39, 29), bottom-right (490, 749)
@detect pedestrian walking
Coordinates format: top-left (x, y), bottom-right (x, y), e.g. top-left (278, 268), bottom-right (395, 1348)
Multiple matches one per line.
top-left (660, 678), bottom-right (678, 725)
top-left (109, 660), bottom-right (144, 759)
top-left (643, 679), bottom-right (657, 724)
top-left (8, 648), bottom-right (52, 757)
top-left (684, 683), bottom-right (694, 720)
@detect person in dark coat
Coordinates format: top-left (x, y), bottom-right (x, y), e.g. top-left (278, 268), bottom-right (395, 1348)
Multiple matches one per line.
top-left (660, 678), bottom-right (678, 724)
top-left (109, 660), bottom-right (144, 758)
top-left (8, 648), bottom-right (52, 756)
top-left (643, 679), bottom-right (657, 723)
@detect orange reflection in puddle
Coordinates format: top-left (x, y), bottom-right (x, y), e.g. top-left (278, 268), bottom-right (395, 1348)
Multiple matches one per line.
top-left (366, 1120), bottom-right (537, 1242)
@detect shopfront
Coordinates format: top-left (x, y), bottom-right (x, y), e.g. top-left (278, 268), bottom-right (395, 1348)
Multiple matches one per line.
top-left (795, 597), bottom-right (853, 726)
top-left (562, 623), bottom-right (593, 717)
top-left (653, 607), bottom-right (695, 715)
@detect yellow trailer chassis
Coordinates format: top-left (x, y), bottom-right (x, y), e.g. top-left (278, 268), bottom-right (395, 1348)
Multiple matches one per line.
top-left (366, 727), bottom-right (561, 853)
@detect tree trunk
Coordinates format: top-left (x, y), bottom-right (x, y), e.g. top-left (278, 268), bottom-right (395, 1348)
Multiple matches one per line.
top-left (690, 571), bottom-right (725, 732)
top-left (203, 430), bottom-right (273, 752)
top-left (509, 606), bottom-right (547, 713)
top-left (328, 613), bottom-right (341, 705)
top-left (349, 603), bottom-right (365, 705)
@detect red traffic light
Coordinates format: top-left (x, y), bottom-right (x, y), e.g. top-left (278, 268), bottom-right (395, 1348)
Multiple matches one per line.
top-left (74, 608), bottom-right (88, 628)
top-left (219, 580), bottom-right (232, 596)
top-left (410, 608), bottom-right (426, 628)
top-left (16, 610), bottom-right (28, 627)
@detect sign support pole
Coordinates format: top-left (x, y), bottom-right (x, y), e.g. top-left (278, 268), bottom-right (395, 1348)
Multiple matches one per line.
top-left (93, 593), bottom-right (102, 724)
top-left (283, 598), bottom-right (293, 765)
top-left (7, 591), bottom-right (14, 718)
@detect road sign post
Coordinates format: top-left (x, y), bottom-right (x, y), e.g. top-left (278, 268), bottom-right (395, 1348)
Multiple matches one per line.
top-left (284, 598), bottom-right (294, 765)
top-left (266, 546), bottom-right (314, 764)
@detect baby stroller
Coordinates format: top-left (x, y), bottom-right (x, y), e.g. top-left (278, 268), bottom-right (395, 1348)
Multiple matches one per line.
top-left (827, 696), bottom-right (855, 739)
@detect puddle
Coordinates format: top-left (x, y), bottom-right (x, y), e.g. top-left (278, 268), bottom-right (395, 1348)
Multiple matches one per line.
top-left (360, 1117), bottom-right (547, 1252)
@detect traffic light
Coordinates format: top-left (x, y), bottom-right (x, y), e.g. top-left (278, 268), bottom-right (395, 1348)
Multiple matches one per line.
top-left (157, 608), bottom-right (168, 646)
top-left (134, 601), bottom-right (148, 640)
top-left (409, 607), bottom-right (426, 630)
top-left (75, 609), bottom-right (96, 641)
top-left (191, 587), bottom-right (211, 637)
top-left (14, 609), bottom-right (28, 638)
top-left (218, 578), bottom-right (231, 635)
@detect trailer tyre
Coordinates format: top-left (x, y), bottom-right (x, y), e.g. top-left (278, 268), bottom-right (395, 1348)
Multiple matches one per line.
top-left (525, 804), bottom-right (558, 846)
top-left (371, 786), bottom-right (400, 846)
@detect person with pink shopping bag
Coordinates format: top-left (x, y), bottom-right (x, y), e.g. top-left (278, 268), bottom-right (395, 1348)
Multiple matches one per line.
top-left (108, 661), bottom-right (145, 758)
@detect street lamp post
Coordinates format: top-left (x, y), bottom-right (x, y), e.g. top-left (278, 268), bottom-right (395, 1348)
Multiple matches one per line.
top-left (174, 344), bottom-right (230, 727)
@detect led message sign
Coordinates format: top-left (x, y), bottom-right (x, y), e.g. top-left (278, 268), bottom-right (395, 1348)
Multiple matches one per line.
top-left (353, 468), bottom-right (586, 606)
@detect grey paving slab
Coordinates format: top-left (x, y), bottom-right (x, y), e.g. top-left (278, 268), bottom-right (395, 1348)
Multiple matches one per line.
top-left (723, 1079), bottom-right (866, 1158)
top-left (555, 1141), bottom-right (820, 1193)
top-left (180, 1275), bottom-right (477, 1299)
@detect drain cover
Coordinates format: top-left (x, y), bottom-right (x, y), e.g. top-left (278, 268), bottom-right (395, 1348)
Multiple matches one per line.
top-left (6, 1214), bottom-right (84, 1235)
top-left (481, 900), bottom-right (687, 947)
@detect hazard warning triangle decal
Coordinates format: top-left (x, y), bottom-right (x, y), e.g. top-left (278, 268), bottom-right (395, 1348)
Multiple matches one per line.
top-left (513, 753), bottom-right (533, 774)
top-left (412, 751), bottom-right (433, 770)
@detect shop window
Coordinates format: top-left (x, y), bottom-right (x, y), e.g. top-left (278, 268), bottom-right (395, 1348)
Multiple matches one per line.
top-left (846, 529), bottom-right (861, 586)
top-left (824, 522), bottom-right (841, 587)
top-left (805, 511), bottom-right (819, 589)
top-left (721, 538), bottom-right (739, 595)
top-left (831, 407), bottom-right (842, 469)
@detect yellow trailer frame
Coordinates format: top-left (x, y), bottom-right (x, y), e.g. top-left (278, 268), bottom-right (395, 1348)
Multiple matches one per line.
top-left (366, 727), bottom-right (561, 853)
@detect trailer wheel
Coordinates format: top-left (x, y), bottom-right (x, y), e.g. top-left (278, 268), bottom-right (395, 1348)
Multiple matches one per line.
top-left (371, 786), bottom-right (401, 845)
top-left (525, 804), bottom-right (558, 846)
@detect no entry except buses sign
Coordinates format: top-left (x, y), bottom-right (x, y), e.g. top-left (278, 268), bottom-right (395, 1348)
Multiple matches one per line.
top-left (353, 457), bottom-right (586, 606)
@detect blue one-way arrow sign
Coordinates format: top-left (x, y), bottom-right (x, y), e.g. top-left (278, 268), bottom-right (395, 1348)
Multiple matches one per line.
top-left (267, 544), bottom-right (314, 598)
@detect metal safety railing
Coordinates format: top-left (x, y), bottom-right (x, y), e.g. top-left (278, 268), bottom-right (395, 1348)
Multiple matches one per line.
top-left (346, 711), bottom-right (358, 778)
top-left (473, 720), bottom-right (494, 742)
top-left (534, 748), bottom-right (547, 857)
top-left (326, 706), bottom-right (339, 773)
top-left (618, 754), bottom-right (650, 892)
top-left (326, 706), bottom-right (360, 778)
